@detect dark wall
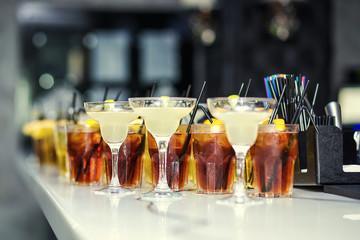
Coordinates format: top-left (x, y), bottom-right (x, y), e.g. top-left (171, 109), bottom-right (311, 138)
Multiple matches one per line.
top-left (332, 0), bottom-right (360, 97)
top-left (204, 0), bottom-right (331, 117)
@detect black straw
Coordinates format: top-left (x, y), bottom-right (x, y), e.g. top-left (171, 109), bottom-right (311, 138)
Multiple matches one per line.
top-left (71, 92), bottom-right (77, 124)
top-left (197, 105), bottom-right (213, 123)
top-left (238, 83), bottom-right (244, 96)
top-left (103, 87), bottom-right (109, 101)
top-left (150, 81), bottom-right (157, 97)
top-left (186, 81), bottom-right (207, 134)
top-left (168, 81), bottom-right (207, 187)
top-left (303, 107), bottom-right (320, 134)
top-left (185, 84), bottom-right (192, 97)
top-left (244, 78), bottom-right (252, 97)
top-left (114, 89), bottom-right (122, 101)
top-left (269, 84), bottom-right (287, 124)
top-left (290, 80), bottom-right (310, 124)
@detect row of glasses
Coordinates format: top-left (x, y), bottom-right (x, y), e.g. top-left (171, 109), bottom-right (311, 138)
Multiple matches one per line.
top-left (83, 96), bottom-right (276, 206)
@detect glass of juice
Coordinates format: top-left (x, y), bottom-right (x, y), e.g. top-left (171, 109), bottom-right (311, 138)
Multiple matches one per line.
top-left (103, 123), bottom-right (146, 188)
top-left (23, 119), bottom-right (57, 166)
top-left (66, 123), bottom-right (104, 185)
top-left (54, 122), bottom-right (69, 177)
top-left (251, 124), bottom-right (299, 198)
top-left (148, 124), bottom-right (192, 192)
top-left (192, 124), bottom-right (236, 194)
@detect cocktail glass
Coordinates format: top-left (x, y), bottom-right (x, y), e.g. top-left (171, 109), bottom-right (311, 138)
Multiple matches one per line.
top-left (102, 123), bottom-right (146, 189)
top-left (148, 124), bottom-right (192, 191)
top-left (207, 97), bottom-right (276, 205)
top-left (84, 101), bottom-right (139, 195)
top-left (129, 97), bottom-right (196, 201)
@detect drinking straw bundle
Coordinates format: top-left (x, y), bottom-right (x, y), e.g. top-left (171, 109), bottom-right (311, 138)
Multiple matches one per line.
top-left (264, 74), bottom-right (319, 133)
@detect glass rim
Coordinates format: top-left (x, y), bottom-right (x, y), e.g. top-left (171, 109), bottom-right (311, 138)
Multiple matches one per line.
top-left (65, 123), bottom-right (100, 132)
top-left (128, 97), bottom-right (197, 101)
top-left (84, 101), bottom-right (130, 105)
top-left (191, 123), bottom-right (226, 133)
top-left (191, 123), bottom-right (225, 126)
top-left (207, 97), bottom-right (276, 103)
top-left (258, 123), bottom-right (299, 133)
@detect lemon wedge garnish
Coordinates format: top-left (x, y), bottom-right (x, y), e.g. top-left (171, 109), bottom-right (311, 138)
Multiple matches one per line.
top-left (130, 118), bottom-right (144, 125)
top-left (161, 96), bottom-right (170, 107)
top-left (273, 118), bottom-right (285, 131)
top-left (22, 119), bottom-right (56, 139)
top-left (228, 95), bottom-right (239, 108)
top-left (228, 95), bottom-right (239, 99)
top-left (204, 118), bottom-right (223, 125)
top-left (104, 99), bottom-right (115, 111)
top-left (204, 119), bottom-right (212, 124)
top-left (85, 119), bottom-right (99, 126)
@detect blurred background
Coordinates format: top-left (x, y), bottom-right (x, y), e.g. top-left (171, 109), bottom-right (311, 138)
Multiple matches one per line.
top-left (1, 0), bottom-right (360, 239)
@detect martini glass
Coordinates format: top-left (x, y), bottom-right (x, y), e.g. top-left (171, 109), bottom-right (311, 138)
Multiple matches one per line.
top-left (129, 97), bottom-right (196, 201)
top-left (84, 101), bottom-right (139, 195)
top-left (207, 97), bottom-right (276, 205)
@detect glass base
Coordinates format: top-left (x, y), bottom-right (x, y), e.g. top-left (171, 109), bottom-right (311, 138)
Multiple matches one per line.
top-left (255, 192), bottom-right (293, 198)
top-left (140, 190), bottom-right (182, 202)
top-left (216, 195), bottom-right (263, 207)
top-left (94, 186), bottom-right (135, 196)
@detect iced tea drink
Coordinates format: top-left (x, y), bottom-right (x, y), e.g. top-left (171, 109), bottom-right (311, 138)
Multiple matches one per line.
top-left (33, 134), bottom-right (57, 166)
top-left (148, 125), bottom-right (192, 191)
top-left (103, 124), bottom-right (146, 188)
top-left (192, 124), bottom-right (236, 194)
top-left (251, 124), bottom-right (299, 197)
top-left (244, 151), bottom-right (254, 189)
top-left (22, 119), bottom-right (57, 166)
top-left (66, 124), bottom-right (104, 185)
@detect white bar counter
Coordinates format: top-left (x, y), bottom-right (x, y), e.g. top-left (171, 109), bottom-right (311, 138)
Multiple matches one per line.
top-left (18, 157), bottom-right (360, 240)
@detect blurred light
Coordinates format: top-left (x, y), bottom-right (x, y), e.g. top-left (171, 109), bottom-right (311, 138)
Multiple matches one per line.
top-left (39, 73), bottom-right (54, 89)
top-left (343, 214), bottom-right (360, 221)
top-left (32, 32), bottom-right (47, 48)
top-left (181, 0), bottom-right (215, 10)
top-left (83, 33), bottom-right (98, 49)
top-left (201, 29), bottom-right (216, 45)
top-left (66, 73), bottom-right (79, 86)
top-left (338, 86), bottom-right (360, 124)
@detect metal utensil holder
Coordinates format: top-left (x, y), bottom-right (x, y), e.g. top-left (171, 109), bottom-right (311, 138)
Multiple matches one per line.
top-left (294, 125), bottom-right (360, 186)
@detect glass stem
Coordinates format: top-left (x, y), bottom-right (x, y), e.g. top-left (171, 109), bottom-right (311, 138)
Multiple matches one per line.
top-left (155, 137), bottom-right (171, 192)
top-left (233, 146), bottom-right (250, 203)
top-left (109, 144), bottom-right (121, 188)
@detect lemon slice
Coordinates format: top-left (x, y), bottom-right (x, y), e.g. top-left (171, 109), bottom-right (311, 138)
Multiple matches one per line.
top-left (204, 119), bottom-right (212, 124)
top-left (161, 96), bottom-right (170, 107)
top-left (85, 119), bottom-right (99, 126)
top-left (273, 118), bottom-right (285, 131)
top-left (204, 118), bottom-right (223, 125)
top-left (228, 95), bottom-right (239, 99)
top-left (104, 99), bottom-right (115, 111)
top-left (130, 118), bottom-right (144, 125)
top-left (228, 95), bottom-right (239, 108)
top-left (22, 119), bottom-right (56, 139)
